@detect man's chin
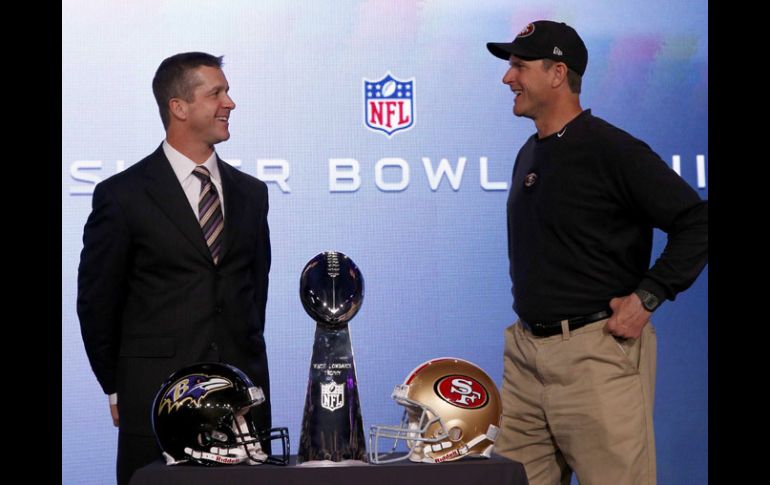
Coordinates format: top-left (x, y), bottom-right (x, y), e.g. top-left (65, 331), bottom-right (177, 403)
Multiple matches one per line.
top-left (213, 133), bottom-right (231, 144)
top-left (512, 105), bottom-right (531, 119)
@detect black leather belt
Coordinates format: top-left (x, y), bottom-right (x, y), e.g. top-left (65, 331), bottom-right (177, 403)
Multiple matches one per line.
top-left (520, 310), bottom-right (612, 337)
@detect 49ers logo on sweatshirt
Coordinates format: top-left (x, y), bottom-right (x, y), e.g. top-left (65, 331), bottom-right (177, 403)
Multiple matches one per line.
top-left (434, 375), bottom-right (488, 409)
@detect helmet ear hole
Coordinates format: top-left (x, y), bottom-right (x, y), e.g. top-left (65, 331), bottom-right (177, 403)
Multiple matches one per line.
top-left (211, 429), bottom-right (231, 443)
top-left (197, 428), bottom-right (231, 447)
top-left (448, 426), bottom-right (463, 442)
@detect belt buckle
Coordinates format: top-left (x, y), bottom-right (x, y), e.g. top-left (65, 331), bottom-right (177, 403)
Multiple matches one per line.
top-left (523, 310), bottom-right (610, 338)
top-left (524, 320), bottom-right (558, 337)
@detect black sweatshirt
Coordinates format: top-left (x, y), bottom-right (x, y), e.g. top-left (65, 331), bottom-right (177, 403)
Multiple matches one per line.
top-left (507, 109), bottom-right (708, 323)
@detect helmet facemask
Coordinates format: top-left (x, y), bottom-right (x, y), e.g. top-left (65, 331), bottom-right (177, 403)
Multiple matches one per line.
top-left (167, 398), bottom-right (290, 466)
top-left (369, 385), bottom-right (451, 463)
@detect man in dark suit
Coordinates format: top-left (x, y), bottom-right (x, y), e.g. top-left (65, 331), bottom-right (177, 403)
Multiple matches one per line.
top-left (77, 52), bottom-right (272, 485)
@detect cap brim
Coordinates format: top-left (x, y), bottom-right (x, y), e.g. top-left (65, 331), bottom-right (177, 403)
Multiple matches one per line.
top-left (486, 42), bottom-right (543, 61)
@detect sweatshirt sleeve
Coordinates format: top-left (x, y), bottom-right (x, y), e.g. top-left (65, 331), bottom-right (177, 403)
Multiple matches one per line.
top-left (607, 132), bottom-right (708, 301)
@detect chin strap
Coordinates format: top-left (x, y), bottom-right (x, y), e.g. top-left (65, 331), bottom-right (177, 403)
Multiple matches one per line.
top-left (162, 451), bottom-right (188, 465)
top-left (178, 414), bottom-right (269, 466)
top-left (418, 424), bottom-right (500, 463)
top-left (233, 414), bottom-right (268, 465)
top-left (184, 446), bottom-right (255, 465)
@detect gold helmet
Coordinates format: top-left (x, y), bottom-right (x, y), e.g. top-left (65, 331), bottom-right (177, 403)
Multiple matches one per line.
top-left (369, 357), bottom-right (502, 464)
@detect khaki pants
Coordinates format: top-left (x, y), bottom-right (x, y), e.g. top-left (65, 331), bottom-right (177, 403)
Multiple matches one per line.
top-left (495, 319), bottom-right (657, 485)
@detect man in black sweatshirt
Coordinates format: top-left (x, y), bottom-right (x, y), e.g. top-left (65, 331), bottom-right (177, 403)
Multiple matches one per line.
top-left (486, 20), bottom-right (707, 485)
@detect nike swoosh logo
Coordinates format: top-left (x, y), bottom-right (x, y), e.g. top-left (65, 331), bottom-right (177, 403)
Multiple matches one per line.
top-left (557, 127), bottom-right (567, 137)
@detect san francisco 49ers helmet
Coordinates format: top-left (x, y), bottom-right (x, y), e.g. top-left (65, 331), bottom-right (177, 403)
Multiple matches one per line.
top-left (369, 357), bottom-right (502, 464)
top-left (151, 362), bottom-right (289, 466)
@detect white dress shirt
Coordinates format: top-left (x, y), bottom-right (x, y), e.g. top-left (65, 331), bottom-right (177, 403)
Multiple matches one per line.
top-left (163, 139), bottom-right (226, 219)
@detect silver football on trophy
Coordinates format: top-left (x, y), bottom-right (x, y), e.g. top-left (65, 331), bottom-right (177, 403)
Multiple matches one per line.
top-left (300, 251), bottom-right (364, 326)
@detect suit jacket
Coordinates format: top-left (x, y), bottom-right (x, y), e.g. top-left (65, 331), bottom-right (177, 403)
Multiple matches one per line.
top-left (77, 144), bottom-right (272, 437)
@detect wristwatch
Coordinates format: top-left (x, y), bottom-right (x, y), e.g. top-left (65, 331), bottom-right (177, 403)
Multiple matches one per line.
top-left (634, 289), bottom-right (661, 312)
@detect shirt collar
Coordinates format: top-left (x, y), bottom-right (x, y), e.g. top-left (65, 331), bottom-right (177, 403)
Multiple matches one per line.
top-left (162, 140), bottom-right (221, 184)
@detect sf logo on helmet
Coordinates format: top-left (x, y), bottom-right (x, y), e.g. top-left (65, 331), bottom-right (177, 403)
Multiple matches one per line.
top-left (435, 375), bottom-right (489, 409)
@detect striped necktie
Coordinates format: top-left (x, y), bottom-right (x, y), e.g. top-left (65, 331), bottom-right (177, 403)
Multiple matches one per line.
top-left (192, 166), bottom-right (224, 265)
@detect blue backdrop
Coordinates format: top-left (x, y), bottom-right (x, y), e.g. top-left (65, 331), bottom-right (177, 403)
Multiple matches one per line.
top-left (62, 1), bottom-right (707, 483)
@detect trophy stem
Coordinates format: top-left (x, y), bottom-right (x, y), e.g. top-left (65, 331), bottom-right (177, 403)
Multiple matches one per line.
top-left (297, 323), bottom-right (367, 463)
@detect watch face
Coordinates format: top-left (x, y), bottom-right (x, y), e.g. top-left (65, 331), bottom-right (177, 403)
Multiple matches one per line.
top-left (643, 293), bottom-right (658, 311)
top-left (636, 290), bottom-right (659, 311)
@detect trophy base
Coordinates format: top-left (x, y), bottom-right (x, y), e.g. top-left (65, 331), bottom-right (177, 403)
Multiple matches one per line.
top-left (296, 459), bottom-right (368, 467)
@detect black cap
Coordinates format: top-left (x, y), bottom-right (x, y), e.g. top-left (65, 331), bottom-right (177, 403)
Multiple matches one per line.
top-left (487, 20), bottom-right (588, 76)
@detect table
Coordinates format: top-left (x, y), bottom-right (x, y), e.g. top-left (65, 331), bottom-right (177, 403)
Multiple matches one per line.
top-left (130, 454), bottom-right (529, 484)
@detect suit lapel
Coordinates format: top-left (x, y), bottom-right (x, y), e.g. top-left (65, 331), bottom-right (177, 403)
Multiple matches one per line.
top-left (143, 145), bottom-right (213, 263)
top-left (217, 158), bottom-right (243, 264)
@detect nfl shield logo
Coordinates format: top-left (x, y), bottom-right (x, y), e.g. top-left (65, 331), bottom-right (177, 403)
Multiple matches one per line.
top-left (321, 381), bottom-right (345, 412)
top-left (364, 72), bottom-right (415, 137)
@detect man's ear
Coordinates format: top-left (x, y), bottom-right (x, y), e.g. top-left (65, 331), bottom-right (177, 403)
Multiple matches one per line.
top-left (551, 63), bottom-right (569, 89)
top-left (169, 98), bottom-right (187, 122)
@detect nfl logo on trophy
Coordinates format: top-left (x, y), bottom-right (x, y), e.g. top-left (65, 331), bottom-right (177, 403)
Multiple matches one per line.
top-left (321, 382), bottom-right (344, 412)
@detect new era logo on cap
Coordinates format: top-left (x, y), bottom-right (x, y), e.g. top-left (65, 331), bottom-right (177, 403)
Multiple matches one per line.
top-left (486, 20), bottom-right (588, 76)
